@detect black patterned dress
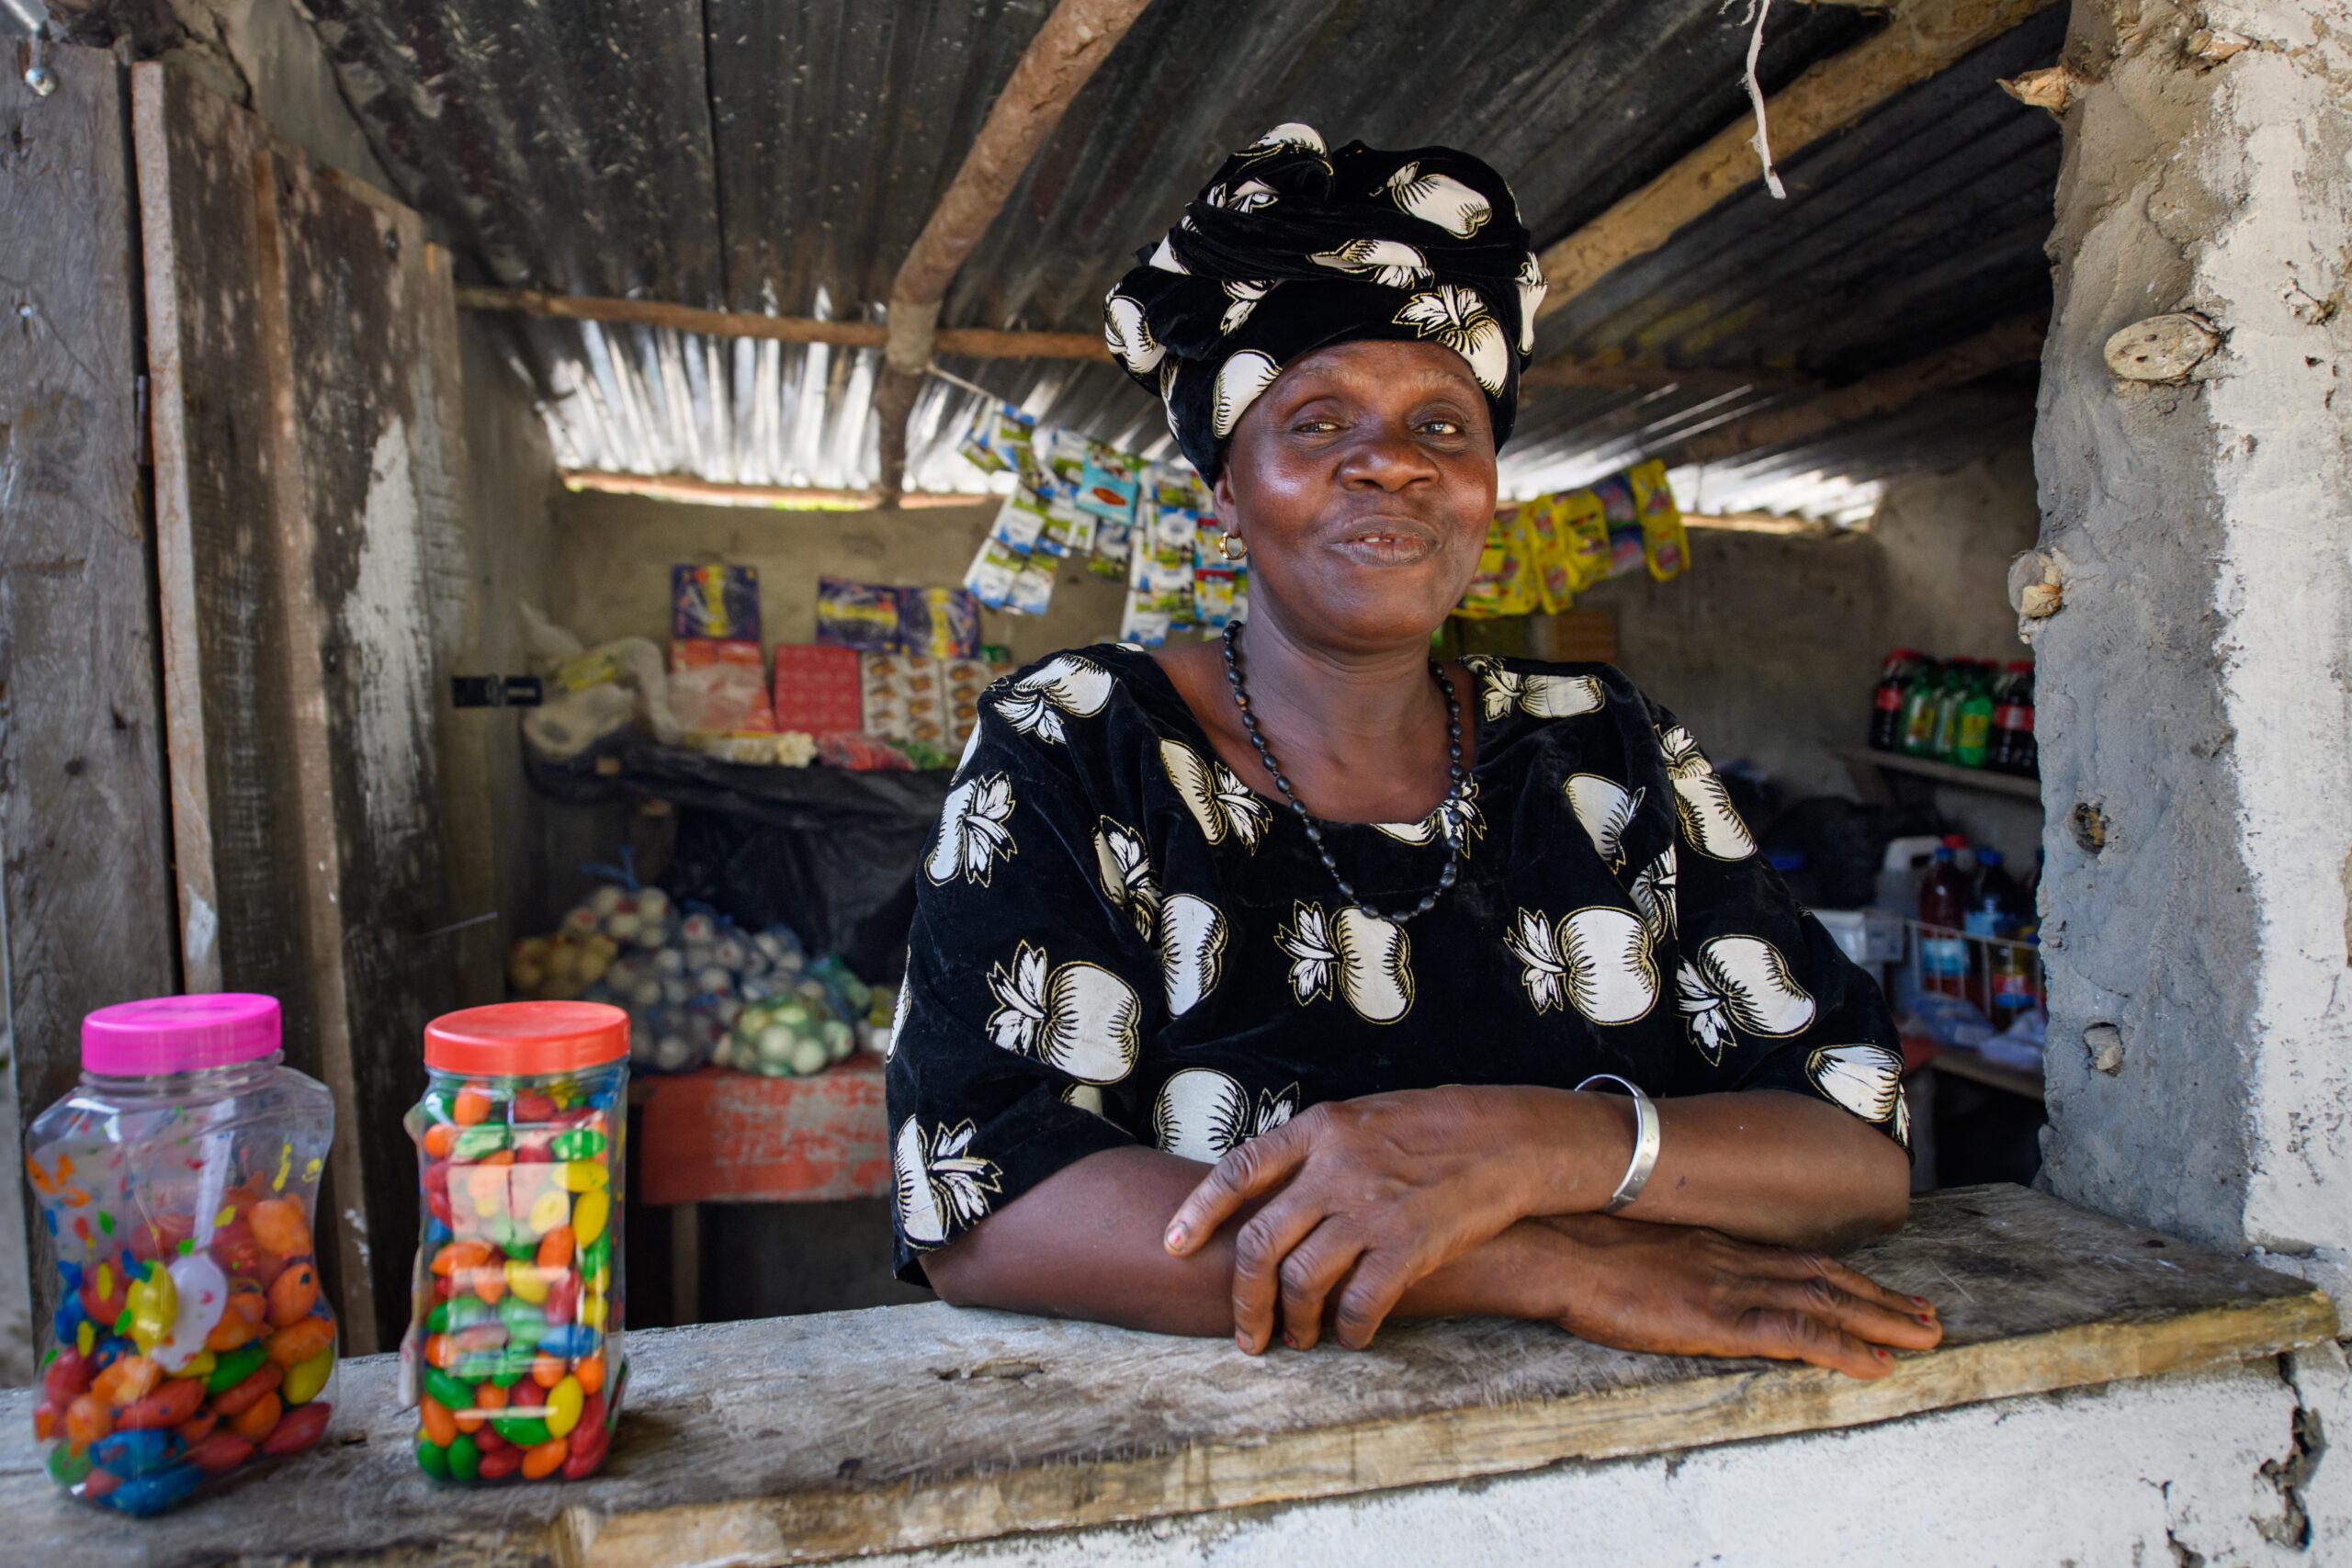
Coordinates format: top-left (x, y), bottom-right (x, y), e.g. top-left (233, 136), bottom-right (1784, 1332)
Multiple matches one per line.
top-left (885, 644), bottom-right (1905, 1280)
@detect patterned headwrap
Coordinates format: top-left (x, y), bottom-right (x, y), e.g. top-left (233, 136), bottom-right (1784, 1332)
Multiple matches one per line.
top-left (1103, 124), bottom-right (1546, 485)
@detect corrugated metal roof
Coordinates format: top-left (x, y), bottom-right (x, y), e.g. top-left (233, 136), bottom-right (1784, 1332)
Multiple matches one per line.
top-left (302, 0), bottom-right (2062, 508)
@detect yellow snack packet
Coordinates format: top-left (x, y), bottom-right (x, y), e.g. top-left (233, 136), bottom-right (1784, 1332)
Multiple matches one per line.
top-left (1553, 488), bottom-right (1612, 593)
top-left (1457, 505), bottom-right (1542, 617)
top-left (1520, 494), bottom-right (1578, 614)
top-left (1630, 459), bottom-right (1690, 581)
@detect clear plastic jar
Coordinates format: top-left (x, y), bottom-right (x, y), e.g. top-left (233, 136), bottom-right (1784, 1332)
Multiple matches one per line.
top-left (25, 994), bottom-right (339, 1515)
top-left (405, 1001), bottom-right (627, 1483)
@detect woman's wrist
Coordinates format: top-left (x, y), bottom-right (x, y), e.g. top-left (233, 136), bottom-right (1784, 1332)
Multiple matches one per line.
top-left (1488, 1084), bottom-right (1639, 1218)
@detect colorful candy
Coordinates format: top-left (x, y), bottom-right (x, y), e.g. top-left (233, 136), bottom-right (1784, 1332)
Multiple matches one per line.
top-left (26, 994), bottom-right (340, 1515)
top-left (407, 1002), bottom-right (628, 1484)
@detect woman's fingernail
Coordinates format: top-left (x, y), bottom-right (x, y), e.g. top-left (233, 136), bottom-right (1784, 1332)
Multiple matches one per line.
top-left (1917, 1313), bottom-right (1935, 1325)
top-left (1283, 1333), bottom-right (1298, 1349)
top-left (1874, 1348), bottom-right (1891, 1360)
top-left (1912, 1297), bottom-right (1932, 1310)
top-left (1165, 1225), bottom-right (1186, 1251)
top-left (1235, 1330), bottom-right (1251, 1351)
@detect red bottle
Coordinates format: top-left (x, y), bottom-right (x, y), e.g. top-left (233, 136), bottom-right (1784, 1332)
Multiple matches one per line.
top-left (1917, 843), bottom-right (1971, 997)
top-left (1869, 649), bottom-right (1918, 751)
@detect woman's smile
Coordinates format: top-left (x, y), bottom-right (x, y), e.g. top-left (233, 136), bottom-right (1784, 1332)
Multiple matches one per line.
top-left (1328, 515), bottom-right (1442, 566)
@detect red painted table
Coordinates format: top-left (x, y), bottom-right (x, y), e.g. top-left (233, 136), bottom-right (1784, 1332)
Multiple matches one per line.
top-left (637, 1055), bottom-right (891, 1205)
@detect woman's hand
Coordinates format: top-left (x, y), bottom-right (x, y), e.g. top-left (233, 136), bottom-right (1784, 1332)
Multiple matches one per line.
top-left (1534, 1212), bottom-right (1942, 1378)
top-left (1162, 1086), bottom-right (1623, 1353)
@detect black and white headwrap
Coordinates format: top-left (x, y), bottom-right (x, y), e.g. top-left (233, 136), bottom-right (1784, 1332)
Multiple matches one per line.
top-left (1103, 124), bottom-right (1546, 485)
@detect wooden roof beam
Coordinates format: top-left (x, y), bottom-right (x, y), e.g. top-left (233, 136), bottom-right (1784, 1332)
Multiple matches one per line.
top-left (1533, 0), bottom-right (2065, 321)
top-left (1656, 312), bottom-right (2045, 467)
top-left (873, 0), bottom-right (1155, 502)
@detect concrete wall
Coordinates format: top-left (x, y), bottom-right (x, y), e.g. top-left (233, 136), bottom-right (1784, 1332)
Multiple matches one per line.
top-left (870, 1348), bottom-right (2350, 1567)
top-left (1574, 442), bottom-right (2043, 863)
top-left (545, 491), bottom-right (1130, 664)
top-left (2030, 0), bottom-right (2352, 1295)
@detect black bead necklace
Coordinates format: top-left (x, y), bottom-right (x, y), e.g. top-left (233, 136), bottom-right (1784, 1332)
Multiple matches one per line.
top-left (1221, 620), bottom-right (1466, 925)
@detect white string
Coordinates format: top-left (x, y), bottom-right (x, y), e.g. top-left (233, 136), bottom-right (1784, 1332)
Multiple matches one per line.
top-left (1729, 0), bottom-right (1788, 199)
top-left (923, 362), bottom-right (1001, 401)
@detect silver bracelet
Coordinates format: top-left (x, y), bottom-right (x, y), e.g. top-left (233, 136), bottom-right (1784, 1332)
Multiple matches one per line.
top-left (1576, 1073), bottom-right (1660, 1213)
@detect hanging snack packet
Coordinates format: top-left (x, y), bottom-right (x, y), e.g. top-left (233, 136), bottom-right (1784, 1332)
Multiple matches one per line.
top-left (1519, 494), bottom-right (1578, 614)
top-left (990, 487), bottom-right (1049, 553)
top-left (963, 536), bottom-right (1024, 610)
top-left (1118, 589), bottom-right (1172, 648)
top-left (1078, 446), bottom-right (1143, 526)
top-left (1553, 487), bottom-right (1613, 593)
top-left (1457, 506), bottom-right (1540, 617)
top-left (1629, 458), bottom-right (1690, 581)
top-left (1039, 488), bottom-right (1097, 558)
top-left (1090, 519), bottom-right (1134, 579)
top-left (673, 563), bottom-right (761, 641)
top-left (815, 576), bottom-right (902, 651)
top-left (1008, 557), bottom-right (1057, 616)
top-left (956, 401), bottom-right (1012, 475)
top-left (1592, 473), bottom-right (1645, 579)
top-left (1193, 564), bottom-right (1238, 629)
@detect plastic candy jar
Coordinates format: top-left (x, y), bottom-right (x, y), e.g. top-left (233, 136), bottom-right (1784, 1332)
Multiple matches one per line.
top-left (25, 994), bottom-right (339, 1515)
top-left (406, 1001), bottom-right (627, 1483)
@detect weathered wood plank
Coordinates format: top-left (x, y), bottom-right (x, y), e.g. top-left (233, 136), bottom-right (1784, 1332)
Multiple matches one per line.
top-left (0, 41), bottom-right (180, 1382)
top-left (0, 1187), bottom-right (2329, 1567)
top-left (262, 150), bottom-right (464, 1345)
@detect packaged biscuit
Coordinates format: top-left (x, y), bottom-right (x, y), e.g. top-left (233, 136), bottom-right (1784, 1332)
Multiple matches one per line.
top-left (858, 652), bottom-right (910, 740)
top-left (1628, 458), bottom-right (1690, 582)
top-left (1591, 474), bottom-right (1645, 580)
top-left (898, 657), bottom-right (950, 748)
top-left (941, 658), bottom-right (991, 743)
top-left (1007, 558), bottom-right (1056, 616)
top-left (1457, 506), bottom-right (1541, 617)
top-left (1039, 489), bottom-right (1097, 558)
top-left (957, 401), bottom-right (1035, 477)
top-left (1077, 447), bottom-right (1143, 526)
top-left (670, 638), bottom-right (775, 736)
top-left (989, 488), bottom-right (1049, 554)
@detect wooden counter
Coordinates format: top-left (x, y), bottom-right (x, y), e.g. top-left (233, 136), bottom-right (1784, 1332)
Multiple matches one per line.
top-left (0, 1185), bottom-right (2333, 1567)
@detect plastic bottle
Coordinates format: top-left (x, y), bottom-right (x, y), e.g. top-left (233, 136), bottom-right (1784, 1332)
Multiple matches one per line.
top-left (1986, 939), bottom-right (2038, 1030)
top-left (1929, 661), bottom-right (1970, 761)
top-left (2000, 662), bottom-right (2038, 778)
top-left (1986, 663), bottom-right (2026, 772)
top-left (1869, 649), bottom-right (1917, 751)
top-left (1898, 658), bottom-right (1943, 755)
top-left (1954, 664), bottom-right (1996, 768)
top-left (1917, 844), bottom-right (1971, 997)
top-left (1973, 848), bottom-right (2022, 927)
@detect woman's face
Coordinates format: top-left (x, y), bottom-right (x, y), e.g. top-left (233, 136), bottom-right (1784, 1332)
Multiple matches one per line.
top-left (1214, 339), bottom-right (1497, 655)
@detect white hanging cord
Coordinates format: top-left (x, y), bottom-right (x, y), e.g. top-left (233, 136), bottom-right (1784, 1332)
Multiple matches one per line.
top-left (923, 362), bottom-right (1001, 401)
top-left (1728, 0), bottom-right (1788, 199)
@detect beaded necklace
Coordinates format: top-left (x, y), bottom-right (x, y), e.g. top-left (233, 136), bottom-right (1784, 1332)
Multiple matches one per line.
top-left (1219, 620), bottom-right (1466, 925)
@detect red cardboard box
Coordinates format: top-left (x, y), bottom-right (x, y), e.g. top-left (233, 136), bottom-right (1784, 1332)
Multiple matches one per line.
top-left (772, 642), bottom-right (864, 736)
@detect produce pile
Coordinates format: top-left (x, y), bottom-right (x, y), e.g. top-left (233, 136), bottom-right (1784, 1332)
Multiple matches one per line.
top-left (504, 884), bottom-right (894, 1076)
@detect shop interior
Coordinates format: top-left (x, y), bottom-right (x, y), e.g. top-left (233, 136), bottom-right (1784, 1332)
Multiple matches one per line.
top-left (13, 0), bottom-right (2070, 1354)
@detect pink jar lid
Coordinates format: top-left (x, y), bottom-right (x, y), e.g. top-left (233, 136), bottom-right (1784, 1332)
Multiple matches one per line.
top-left (82, 993), bottom-right (281, 1075)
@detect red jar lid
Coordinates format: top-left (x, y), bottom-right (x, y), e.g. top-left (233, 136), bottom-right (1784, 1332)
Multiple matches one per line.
top-left (424, 1001), bottom-right (628, 1077)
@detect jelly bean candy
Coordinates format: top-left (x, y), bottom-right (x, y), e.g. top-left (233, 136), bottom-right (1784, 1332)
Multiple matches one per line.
top-left (452, 1086), bottom-right (493, 1125)
top-left (526, 1189), bottom-right (570, 1237)
top-left (123, 1263), bottom-right (176, 1358)
top-left (420, 1363), bottom-right (473, 1413)
top-left (415, 1436), bottom-right (451, 1480)
top-left (187, 1431), bottom-right (254, 1475)
top-left (514, 1091), bottom-right (558, 1122)
top-left (492, 1413), bottom-right (551, 1447)
top-left (583, 1232), bottom-right (612, 1279)
top-left (573, 1190), bottom-right (610, 1248)
top-left (562, 1418), bottom-right (611, 1481)
top-left (549, 1128), bottom-right (606, 1160)
top-left (479, 1443), bottom-right (524, 1481)
top-left (109, 1462), bottom-right (202, 1516)
top-left (266, 1315), bottom-right (335, 1367)
top-left (447, 1432), bottom-right (481, 1483)
top-left (92, 1355), bottom-right (161, 1409)
top-left (499, 1297), bottom-right (549, 1348)
top-left (43, 1348), bottom-right (93, 1406)
top-left (117, 1377), bottom-right (205, 1430)
top-left (523, 1436), bottom-right (570, 1480)
top-left (506, 1257), bottom-right (552, 1305)
top-left (175, 1410), bottom-right (217, 1446)
top-left (543, 1376), bottom-right (584, 1439)
top-left (207, 1342), bottom-right (268, 1395)
top-left (209, 1360), bottom-right (283, 1417)
top-left (454, 1124), bottom-right (510, 1161)
top-left (228, 1392), bottom-right (281, 1443)
top-left (63, 1393), bottom-right (111, 1453)
top-left (267, 1261), bottom-right (321, 1326)
top-left (261, 1400), bottom-right (331, 1455)
top-left (423, 1122), bottom-right (458, 1159)
top-left (247, 1198), bottom-right (312, 1258)
top-left (47, 1444), bottom-right (93, 1486)
top-left (282, 1347), bottom-right (334, 1406)
top-left (539, 1323), bottom-right (598, 1359)
top-left (537, 1226), bottom-right (575, 1269)
top-left (419, 1395), bottom-right (459, 1449)
top-left (174, 1348), bottom-right (217, 1382)
top-left (557, 1159), bottom-right (608, 1194)
top-left (81, 1467), bottom-right (123, 1502)
top-left (575, 1354), bottom-right (606, 1396)
top-left (92, 1427), bottom-right (183, 1477)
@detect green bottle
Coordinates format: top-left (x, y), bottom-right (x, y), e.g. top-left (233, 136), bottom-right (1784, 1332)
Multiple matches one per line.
top-left (1929, 662), bottom-right (1968, 760)
top-left (1954, 664), bottom-right (1996, 767)
top-left (1898, 660), bottom-right (1943, 755)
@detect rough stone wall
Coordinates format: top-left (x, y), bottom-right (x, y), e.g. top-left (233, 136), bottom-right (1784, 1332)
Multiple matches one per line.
top-left (2032, 0), bottom-right (2352, 1290)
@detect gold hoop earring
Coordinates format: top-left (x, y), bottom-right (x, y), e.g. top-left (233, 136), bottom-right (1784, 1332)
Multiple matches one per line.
top-left (1218, 532), bottom-right (1248, 562)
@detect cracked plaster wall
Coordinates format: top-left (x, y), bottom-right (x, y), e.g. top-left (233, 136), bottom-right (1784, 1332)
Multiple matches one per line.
top-left (2031, 0), bottom-right (2352, 1293)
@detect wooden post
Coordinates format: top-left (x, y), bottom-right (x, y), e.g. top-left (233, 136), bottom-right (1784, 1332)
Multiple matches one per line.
top-left (0, 41), bottom-right (181, 1382)
top-left (134, 62), bottom-right (468, 1349)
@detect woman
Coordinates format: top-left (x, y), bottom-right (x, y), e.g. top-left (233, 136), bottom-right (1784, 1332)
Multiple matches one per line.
top-left (887, 127), bottom-right (1939, 1378)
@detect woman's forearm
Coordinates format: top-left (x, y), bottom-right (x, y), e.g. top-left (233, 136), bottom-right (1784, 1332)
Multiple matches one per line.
top-left (1523, 1086), bottom-right (1910, 1250)
top-left (921, 1145), bottom-right (1555, 1337)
